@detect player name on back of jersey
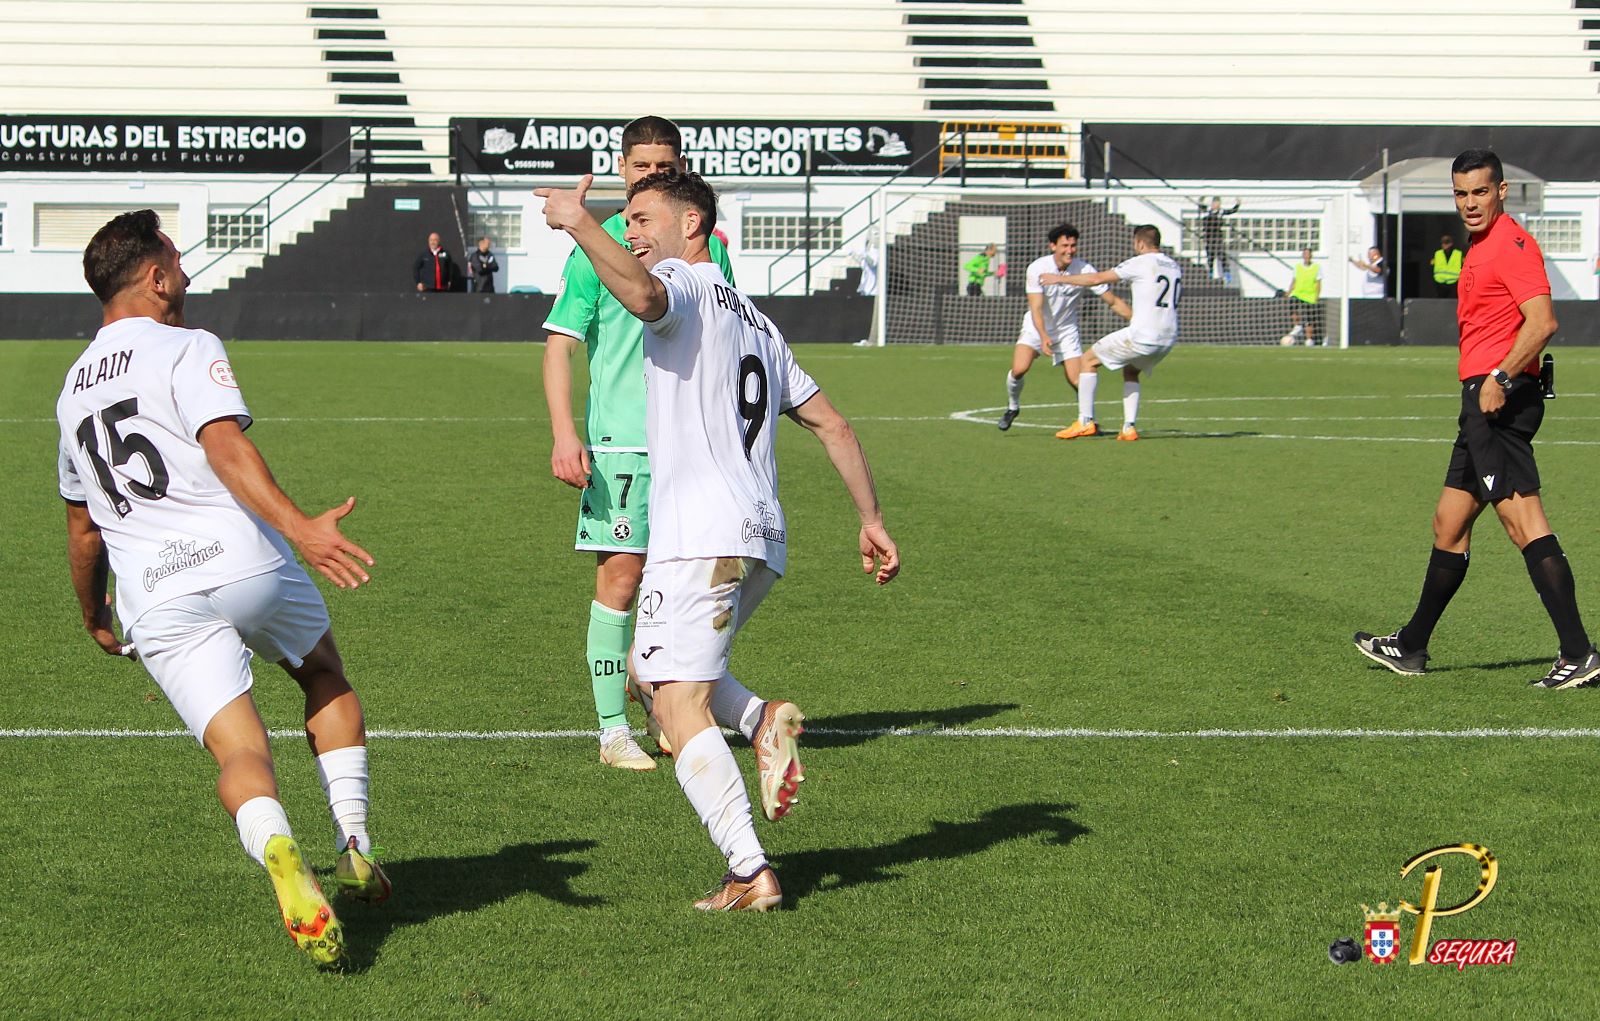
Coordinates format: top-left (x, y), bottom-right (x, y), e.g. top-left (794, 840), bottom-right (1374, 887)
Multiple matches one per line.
top-left (70, 348), bottom-right (133, 394)
top-left (711, 282), bottom-right (772, 335)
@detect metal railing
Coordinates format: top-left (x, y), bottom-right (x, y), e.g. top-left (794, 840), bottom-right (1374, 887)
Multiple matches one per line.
top-left (182, 126), bottom-right (374, 282)
top-left (763, 136), bottom-right (964, 295)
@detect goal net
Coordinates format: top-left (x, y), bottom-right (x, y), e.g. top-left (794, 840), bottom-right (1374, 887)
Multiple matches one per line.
top-left (881, 190), bottom-right (1352, 349)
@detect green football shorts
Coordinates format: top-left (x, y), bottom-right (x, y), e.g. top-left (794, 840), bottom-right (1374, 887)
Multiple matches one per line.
top-left (575, 450), bottom-right (651, 553)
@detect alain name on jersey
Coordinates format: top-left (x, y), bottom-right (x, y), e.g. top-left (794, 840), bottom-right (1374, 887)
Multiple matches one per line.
top-left (144, 538), bottom-right (226, 592)
top-left (71, 349), bottom-right (133, 393)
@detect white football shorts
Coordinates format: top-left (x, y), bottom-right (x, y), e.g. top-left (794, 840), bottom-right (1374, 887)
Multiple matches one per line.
top-left (1091, 326), bottom-right (1175, 373)
top-left (1016, 313), bottom-right (1082, 364)
top-left (631, 556), bottom-right (779, 684)
top-left (127, 561), bottom-right (331, 743)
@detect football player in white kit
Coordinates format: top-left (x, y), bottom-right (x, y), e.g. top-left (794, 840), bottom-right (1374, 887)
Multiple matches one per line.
top-left (1044, 225), bottom-right (1182, 441)
top-left (537, 170), bottom-right (900, 911)
top-left (57, 211), bottom-right (387, 966)
top-left (998, 224), bottom-right (1131, 431)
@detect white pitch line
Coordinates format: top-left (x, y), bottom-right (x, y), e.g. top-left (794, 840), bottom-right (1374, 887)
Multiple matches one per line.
top-left (4, 726), bottom-right (1600, 741)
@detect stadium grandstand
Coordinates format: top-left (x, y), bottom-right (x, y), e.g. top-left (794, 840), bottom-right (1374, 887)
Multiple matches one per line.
top-left (0, 0), bottom-right (1597, 344)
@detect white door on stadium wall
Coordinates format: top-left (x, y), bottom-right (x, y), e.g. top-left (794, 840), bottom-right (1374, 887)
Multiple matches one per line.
top-left (958, 215), bottom-right (1006, 297)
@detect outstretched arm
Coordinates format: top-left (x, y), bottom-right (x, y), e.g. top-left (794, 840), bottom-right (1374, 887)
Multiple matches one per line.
top-left (199, 419), bottom-right (373, 589)
top-left (1042, 268), bottom-right (1119, 288)
top-left (65, 503), bottom-right (133, 658)
top-left (536, 175), bottom-right (666, 321)
top-left (785, 392), bottom-right (900, 585)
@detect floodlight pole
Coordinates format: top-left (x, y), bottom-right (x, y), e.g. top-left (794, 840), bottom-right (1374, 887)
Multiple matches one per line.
top-left (804, 135), bottom-right (813, 293)
top-left (1379, 147), bottom-right (1389, 266)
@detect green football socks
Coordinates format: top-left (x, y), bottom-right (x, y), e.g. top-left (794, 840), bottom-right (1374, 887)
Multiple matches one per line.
top-left (588, 600), bottom-right (632, 731)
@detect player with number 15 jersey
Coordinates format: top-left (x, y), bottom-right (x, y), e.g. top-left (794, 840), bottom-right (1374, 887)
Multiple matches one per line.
top-left (55, 209), bottom-right (386, 967)
top-left (58, 320), bottom-right (287, 625)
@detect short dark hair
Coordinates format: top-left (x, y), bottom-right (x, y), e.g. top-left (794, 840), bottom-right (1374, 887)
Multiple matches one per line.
top-left (1048, 224), bottom-right (1080, 245)
top-left (622, 115), bottom-right (683, 159)
top-left (1132, 224), bottom-right (1161, 249)
top-left (627, 168), bottom-right (717, 235)
top-left (83, 208), bottom-right (167, 303)
top-left (1451, 148), bottom-right (1503, 185)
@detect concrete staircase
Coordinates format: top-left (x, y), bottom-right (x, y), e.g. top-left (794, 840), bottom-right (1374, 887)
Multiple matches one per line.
top-left (223, 184), bottom-right (470, 294)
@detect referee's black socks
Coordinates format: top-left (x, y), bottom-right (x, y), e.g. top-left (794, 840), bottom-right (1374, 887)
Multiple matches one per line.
top-left (1522, 534), bottom-right (1593, 660)
top-left (1399, 547), bottom-right (1471, 652)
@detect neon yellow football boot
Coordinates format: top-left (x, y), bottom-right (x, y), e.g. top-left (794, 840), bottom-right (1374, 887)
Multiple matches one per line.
top-left (263, 834), bottom-right (344, 966)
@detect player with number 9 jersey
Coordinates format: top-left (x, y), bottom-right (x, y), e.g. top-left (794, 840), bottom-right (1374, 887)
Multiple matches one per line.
top-left (640, 257), bottom-right (817, 576)
top-left (536, 167), bottom-right (900, 910)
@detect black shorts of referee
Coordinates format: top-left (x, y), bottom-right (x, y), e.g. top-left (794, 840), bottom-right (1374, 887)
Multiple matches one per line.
top-left (1445, 374), bottom-right (1543, 504)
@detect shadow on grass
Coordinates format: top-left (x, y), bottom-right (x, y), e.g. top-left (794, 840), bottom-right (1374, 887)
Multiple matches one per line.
top-left (802, 703), bottom-right (1019, 748)
top-left (338, 839), bottom-right (601, 971)
top-left (1366, 657), bottom-right (1550, 675)
top-left (775, 802), bottom-right (1088, 903)
top-left (1158, 430), bottom-right (1263, 440)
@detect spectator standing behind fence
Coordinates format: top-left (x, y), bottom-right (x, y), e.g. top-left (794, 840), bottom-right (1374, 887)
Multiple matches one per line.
top-left (965, 243), bottom-right (997, 297)
top-left (469, 237), bottom-right (499, 293)
top-left (1351, 246), bottom-right (1388, 298)
top-left (1280, 247), bottom-right (1323, 345)
top-left (852, 244), bottom-right (880, 346)
top-left (1432, 234), bottom-right (1462, 298)
top-left (413, 232), bottom-right (457, 293)
top-left (1198, 196), bottom-right (1240, 283)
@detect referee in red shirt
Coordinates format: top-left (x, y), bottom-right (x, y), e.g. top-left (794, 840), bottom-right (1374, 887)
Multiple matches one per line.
top-left (1356, 149), bottom-right (1598, 688)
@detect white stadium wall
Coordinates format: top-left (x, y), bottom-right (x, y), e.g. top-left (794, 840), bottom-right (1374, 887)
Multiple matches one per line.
top-left (0, 0), bottom-right (1597, 302)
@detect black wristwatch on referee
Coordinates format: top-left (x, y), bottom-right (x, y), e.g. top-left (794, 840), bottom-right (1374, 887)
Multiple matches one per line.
top-left (1490, 368), bottom-right (1514, 392)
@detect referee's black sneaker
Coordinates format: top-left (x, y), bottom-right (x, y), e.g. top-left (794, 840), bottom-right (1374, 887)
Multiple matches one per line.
top-left (1353, 630), bottom-right (1428, 676)
top-left (1529, 648), bottom-right (1600, 689)
top-left (998, 407), bottom-right (1020, 431)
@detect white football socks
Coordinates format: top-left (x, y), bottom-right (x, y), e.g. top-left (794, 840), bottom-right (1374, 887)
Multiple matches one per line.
top-left (1123, 380), bottom-right (1141, 427)
top-left (235, 795), bottom-right (292, 867)
top-left (1077, 371), bottom-right (1098, 423)
top-left (674, 727), bottom-right (766, 877)
top-left (1005, 370), bottom-right (1024, 411)
top-left (315, 745), bottom-right (371, 856)
top-left (711, 671), bottom-right (764, 741)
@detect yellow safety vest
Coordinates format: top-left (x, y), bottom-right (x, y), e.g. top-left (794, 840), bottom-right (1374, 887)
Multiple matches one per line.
top-left (1432, 248), bottom-right (1463, 285)
top-left (1290, 262), bottom-right (1320, 303)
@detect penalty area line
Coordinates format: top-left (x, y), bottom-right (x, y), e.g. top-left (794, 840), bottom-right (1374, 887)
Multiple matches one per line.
top-left (3, 726), bottom-right (1600, 741)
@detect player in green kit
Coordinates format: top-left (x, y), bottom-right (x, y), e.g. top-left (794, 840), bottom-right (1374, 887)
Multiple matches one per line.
top-left (543, 116), bottom-right (738, 770)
